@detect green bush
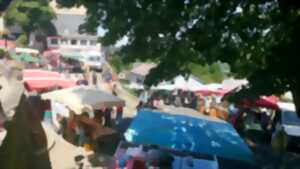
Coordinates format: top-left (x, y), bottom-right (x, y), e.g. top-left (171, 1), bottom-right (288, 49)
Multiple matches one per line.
top-left (0, 49), bottom-right (6, 59)
top-left (110, 56), bottom-right (123, 73)
top-left (16, 34), bottom-right (28, 46)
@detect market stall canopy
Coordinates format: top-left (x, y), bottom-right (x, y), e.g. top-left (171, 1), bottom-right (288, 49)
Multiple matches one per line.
top-left (125, 107), bottom-right (254, 163)
top-left (222, 79), bottom-right (248, 91)
top-left (152, 75), bottom-right (204, 91)
top-left (15, 47), bottom-right (39, 55)
top-left (193, 82), bottom-right (225, 96)
top-left (23, 69), bottom-right (76, 92)
top-left (23, 69), bottom-right (61, 78)
top-left (202, 83), bottom-right (223, 90)
top-left (0, 40), bottom-right (16, 49)
top-left (11, 53), bottom-right (40, 63)
top-left (55, 49), bottom-right (82, 61)
top-left (222, 86), bottom-right (279, 110)
top-left (196, 89), bottom-right (227, 96)
top-left (234, 96), bottom-right (279, 110)
top-left (41, 86), bottom-right (125, 114)
top-left (255, 96), bottom-right (279, 110)
top-left (278, 102), bottom-right (295, 112)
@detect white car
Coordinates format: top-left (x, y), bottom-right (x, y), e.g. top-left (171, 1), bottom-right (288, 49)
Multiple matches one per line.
top-left (272, 102), bottom-right (300, 150)
top-left (80, 51), bottom-right (106, 71)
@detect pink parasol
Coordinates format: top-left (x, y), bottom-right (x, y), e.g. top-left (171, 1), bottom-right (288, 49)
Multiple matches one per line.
top-left (255, 96), bottom-right (279, 110)
top-left (237, 96), bottom-right (279, 110)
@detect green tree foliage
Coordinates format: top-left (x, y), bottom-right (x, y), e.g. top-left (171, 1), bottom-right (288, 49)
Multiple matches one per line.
top-left (190, 63), bottom-right (226, 84)
top-left (110, 55), bottom-right (133, 73)
top-left (4, 0), bottom-right (55, 44)
top-left (15, 34), bottom-right (27, 46)
top-left (57, 0), bottom-right (300, 116)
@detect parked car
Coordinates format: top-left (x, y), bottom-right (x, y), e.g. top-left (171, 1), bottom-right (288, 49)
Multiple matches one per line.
top-left (80, 51), bottom-right (106, 72)
top-left (272, 108), bottom-right (300, 150)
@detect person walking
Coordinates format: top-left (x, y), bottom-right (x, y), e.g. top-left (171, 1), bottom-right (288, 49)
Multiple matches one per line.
top-left (115, 106), bottom-right (123, 125)
top-left (92, 72), bottom-right (97, 86)
top-left (104, 108), bottom-right (112, 127)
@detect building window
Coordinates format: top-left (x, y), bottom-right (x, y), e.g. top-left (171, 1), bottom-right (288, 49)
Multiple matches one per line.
top-left (61, 39), bottom-right (68, 45)
top-left (71, 39), bottom-right (77, 45)
top-left (80, 40), bottom-right (87, 46)
top-left (90, 40), bottom-right (97, 46)
top-left (50, 38), bottom-right (58, 45)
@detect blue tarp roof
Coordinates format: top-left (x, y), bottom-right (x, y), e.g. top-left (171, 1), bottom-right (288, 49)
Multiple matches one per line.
top-left (125, 109), bottom-right (254, 163)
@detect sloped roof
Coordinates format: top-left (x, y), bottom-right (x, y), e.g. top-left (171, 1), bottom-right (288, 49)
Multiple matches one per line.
top-left (52, 14), bottom-right (96, 39)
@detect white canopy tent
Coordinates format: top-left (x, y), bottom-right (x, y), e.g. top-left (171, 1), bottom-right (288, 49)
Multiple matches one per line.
top-left (127, 82), bottom-right (145, 90)
top-left (199, 83), bottom-right (223, 90)
top-left (278, 102), bottom-right (296, 111)
top-left (222, 78), bottom-right (248, 91)
top-left (41, 86), bottom-right (125, 114)
top-left (151, 75), bottom-right (204, 91)
top-left (15, 47), bottom-right (39, 55)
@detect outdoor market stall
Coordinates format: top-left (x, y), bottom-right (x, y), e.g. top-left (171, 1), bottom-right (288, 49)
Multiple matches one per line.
top-left (151, 75), bottom-right (204, 91)
top-left (11, 53), bottom-right (41, 64)
top-left (41, 86), bottom-right (125, 151)
top-left (41, 86), bottom-right (125, 114)
top-left (15, 47), bottom-right (39, 55)
top-left (124, 107), bottom-right (254, 165)
top-left (23, 69), bottom-right (76, 92)
top-left (0, 40), bottom-right (16, 49)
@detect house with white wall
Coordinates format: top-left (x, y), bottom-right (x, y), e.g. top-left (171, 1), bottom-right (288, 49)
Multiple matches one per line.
top-left (47, 0), bottom-right (101, 52)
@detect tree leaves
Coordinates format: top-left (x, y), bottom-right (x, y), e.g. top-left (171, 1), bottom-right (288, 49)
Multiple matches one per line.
top-left (4, 0), bottom-right (55, 42)
top-left (58, 0), bottom-right (300, 97)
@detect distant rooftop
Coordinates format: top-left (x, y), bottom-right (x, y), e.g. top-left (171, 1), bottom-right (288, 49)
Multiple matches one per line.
top-left (51, 13), bottom-right (97, 39)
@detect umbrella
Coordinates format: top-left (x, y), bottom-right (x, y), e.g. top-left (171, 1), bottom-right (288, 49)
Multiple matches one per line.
top-left (23, 69), bottom-right (76, 92)
top-left (124, 107), bottom-right (254, 163)
top-left (255, 96), bottom-right (279, 110)
top-left (238, 96), bottom-right (279, 110)
top-left (41, 86), bottom-right (125, 114)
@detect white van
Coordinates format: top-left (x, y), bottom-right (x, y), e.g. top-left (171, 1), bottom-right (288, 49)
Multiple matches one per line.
top-left (80, 51), bottom-right (106, 71)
